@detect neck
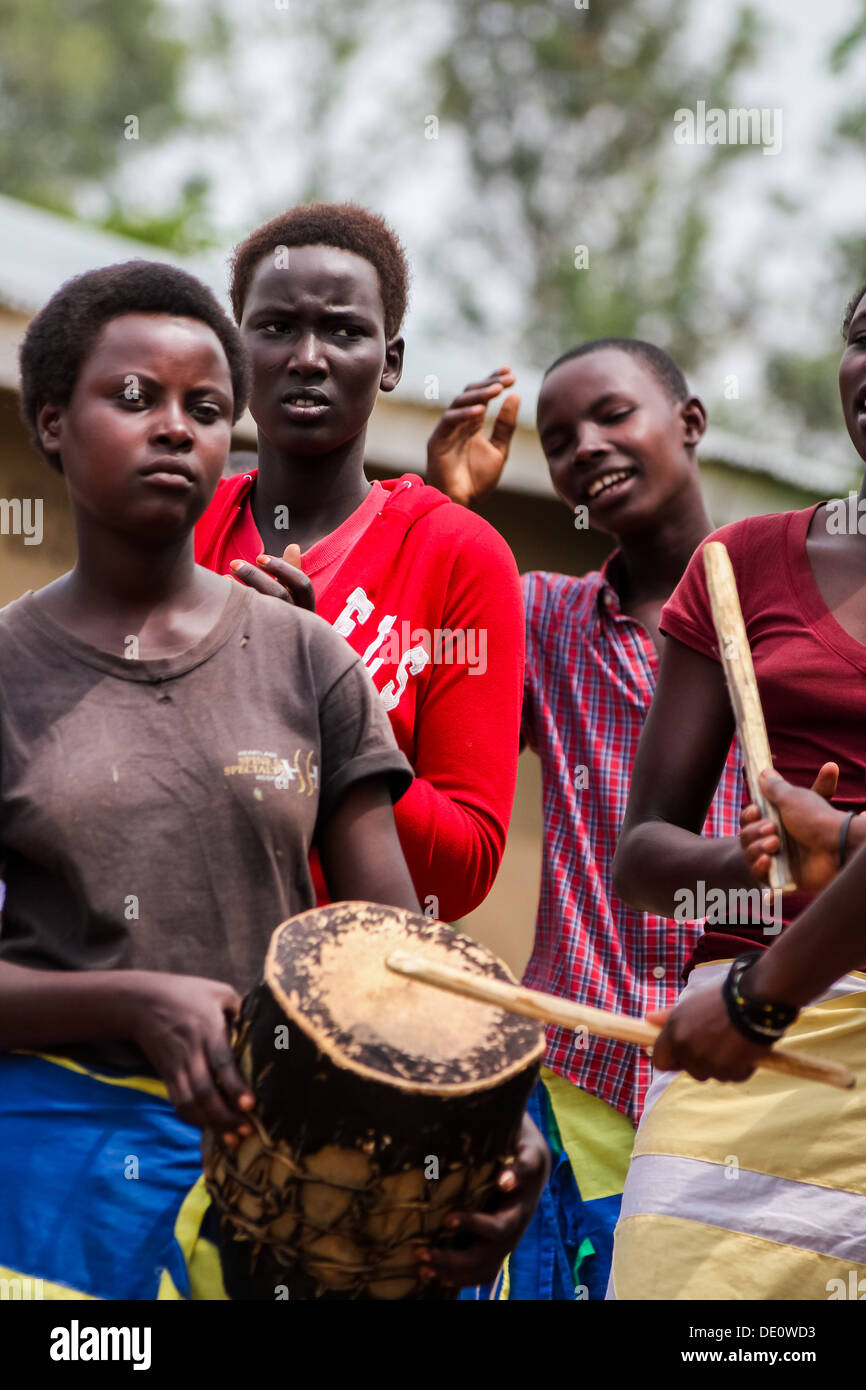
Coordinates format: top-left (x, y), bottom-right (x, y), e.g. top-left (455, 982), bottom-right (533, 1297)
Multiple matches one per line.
top-left (614, 486), bottom-right (714, 603)
top-left (66, 519), bottom-right (200, 615)
top-left (252, 429), bottom-right (371, 550)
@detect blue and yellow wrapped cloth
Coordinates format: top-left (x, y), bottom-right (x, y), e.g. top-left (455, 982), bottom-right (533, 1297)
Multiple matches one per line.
top-left (0, 1050), bottom-right (211, 1300)
top-left (610, 962), bottom-right (866, 1300)
top-left (461, 1065), bottom-right (636, 1301)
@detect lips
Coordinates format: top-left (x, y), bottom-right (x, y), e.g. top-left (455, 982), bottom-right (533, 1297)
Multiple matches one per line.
top-left (583, 466), bottom-right (638, 502)
top-left (281, 389), bottom-right (330, 407)
top-left (140, 459), bottom-right (195, 480)
top-left (139, 458), bottom-right (196, 489)
top-left (280, 388), bottom-right (331, 424)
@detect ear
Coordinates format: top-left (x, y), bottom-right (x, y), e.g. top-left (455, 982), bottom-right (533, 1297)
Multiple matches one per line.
top-left (380, 336), bottom-right (404, 394)
top-left (36, 404), bottom-right (64, 470)
top-left (680, 395), bottom-right (707, 450)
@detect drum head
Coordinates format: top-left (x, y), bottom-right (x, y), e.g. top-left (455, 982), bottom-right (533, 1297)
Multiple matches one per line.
top-left (264, 901), bottom-right (544, 1095)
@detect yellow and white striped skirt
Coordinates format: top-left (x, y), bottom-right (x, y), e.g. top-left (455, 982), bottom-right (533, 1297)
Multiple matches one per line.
top-left (610, 961), bottom-right (866, 1300)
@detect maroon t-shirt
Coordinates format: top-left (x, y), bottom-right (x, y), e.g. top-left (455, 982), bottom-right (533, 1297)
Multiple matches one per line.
top-left (661, 503), bottom-right (866, 965)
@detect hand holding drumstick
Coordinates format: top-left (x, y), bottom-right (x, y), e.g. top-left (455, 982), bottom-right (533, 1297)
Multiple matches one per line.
top-left (741, 764), bottom-right (866, 892)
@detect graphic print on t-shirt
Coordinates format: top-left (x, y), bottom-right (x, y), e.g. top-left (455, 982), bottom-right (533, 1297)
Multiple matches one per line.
top-left (223, 748), bottom-right (320, 796)
top-left (333, 584), bottom-right (433, 712)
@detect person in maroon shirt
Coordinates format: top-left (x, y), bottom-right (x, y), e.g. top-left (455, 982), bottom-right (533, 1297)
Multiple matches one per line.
top-left (607, 279), bottom-right (866, 1301)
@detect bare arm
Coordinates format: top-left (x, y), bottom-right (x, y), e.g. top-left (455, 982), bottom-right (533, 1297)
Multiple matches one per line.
top-left (651, 836), bottom-right (866, 1083)
top-left (0, 960), bottom-right (152, 1051)
top-left (612, 635), bottom-right (750, 914)
top-left (0, 961), bottom-right (252, 1134)
top-left (318, 776), bottom-right (421, 914)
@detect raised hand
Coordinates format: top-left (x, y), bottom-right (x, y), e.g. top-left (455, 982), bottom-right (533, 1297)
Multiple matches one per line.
top-left (229, 543), bottom-right (315, 612)
top-left (426, 367), bottom-right (520, 507)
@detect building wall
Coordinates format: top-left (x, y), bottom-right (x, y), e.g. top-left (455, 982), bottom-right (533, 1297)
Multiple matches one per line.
top-left (0, 387), bottom-right (74, 605)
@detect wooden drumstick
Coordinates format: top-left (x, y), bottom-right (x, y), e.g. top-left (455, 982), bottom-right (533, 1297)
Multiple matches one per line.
top-left (386, 952), bottom-right (855, 1090)
top-left (703, 541), bottom-right (796, 893)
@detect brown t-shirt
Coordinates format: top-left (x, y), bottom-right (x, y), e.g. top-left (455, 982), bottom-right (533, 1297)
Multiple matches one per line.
top-left (0, 582), bottom-right (412, 1069)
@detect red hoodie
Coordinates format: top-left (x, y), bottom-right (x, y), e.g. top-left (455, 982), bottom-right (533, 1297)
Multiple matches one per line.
top-left (195, 471), bottom-right (524, 921)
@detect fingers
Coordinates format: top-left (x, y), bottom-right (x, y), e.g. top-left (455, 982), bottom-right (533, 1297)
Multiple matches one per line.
top-left (419, 1218), bottom-right (507, 1288)
top-left (810, 761), bottom-right (840, 801)
top-left (757, 767), bottom-right (789, 805)
top-left (489, 393), bottom-right (520, 451)
top-left (650, 1030), bottom-right (676, 1072)
top-left (255, 554), bottom-right (315, 611)
top-left (430, 406), bottom-right (488, 444)
top-left (739, 816), bottom-right (779, 882)
top-left (653, 1019), bottom-right (760, 1084)
top-left (229, 556), bottom-right (315, 612)
top-left (446, 368), bottom-right (516, 411)
top-left (418, 1115), bottom-right (549, 1288)
top-left (420, 1183), bottom-right (526, 1287)
top-left (207, 1041), bottom-right (254, 1117)
top-left (170, 997), bottom-right (254, 1136)
top-left (645, 1007), bottom-right (672, 1026)
top-left (430, 370), bottom-right (518, 444)
top-left (170, 1051), bottom-right (242, 1134)
top-left (229, 558), bottom-right (292, 601)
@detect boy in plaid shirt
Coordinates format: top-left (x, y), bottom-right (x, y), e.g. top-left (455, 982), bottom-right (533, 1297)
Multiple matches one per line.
top-left (427, 342), bottom-right (743, 1298)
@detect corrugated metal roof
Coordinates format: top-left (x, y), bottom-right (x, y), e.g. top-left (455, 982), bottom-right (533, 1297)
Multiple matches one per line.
top-left (0, 193), bottom-right (228, 312)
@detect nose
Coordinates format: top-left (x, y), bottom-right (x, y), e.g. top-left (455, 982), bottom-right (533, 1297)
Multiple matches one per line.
top-left (286, 331), bottom-right (327, 377)
top-left (151, 400), bottom-right (193, 451)
top-left (574, 420), bottom-right (609, 464)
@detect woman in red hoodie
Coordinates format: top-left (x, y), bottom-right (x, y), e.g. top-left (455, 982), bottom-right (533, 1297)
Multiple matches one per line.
top-left (195, 206), bottom-right (539, 1289)
top-left (195, 204), bottom-right (524, 926)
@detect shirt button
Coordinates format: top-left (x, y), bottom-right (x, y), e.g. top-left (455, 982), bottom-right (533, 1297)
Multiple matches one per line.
top-left (652, 966), bottom-right (666, 979)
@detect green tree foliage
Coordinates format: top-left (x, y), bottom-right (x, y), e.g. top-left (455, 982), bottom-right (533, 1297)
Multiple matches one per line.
top-left (747, 6), bottom-right (866, 440)
top-left (0, 0), bottom-right (186, 210)
top-left (431, 0), bottom-right (766, 367)
top-left (101, 177), bottom-right (216, 255)
top-left (765, 351), bottom-right (843, 435)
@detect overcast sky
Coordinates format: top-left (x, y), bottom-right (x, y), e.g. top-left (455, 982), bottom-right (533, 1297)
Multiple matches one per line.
top-left (82, 0), bottom-right (866, 463)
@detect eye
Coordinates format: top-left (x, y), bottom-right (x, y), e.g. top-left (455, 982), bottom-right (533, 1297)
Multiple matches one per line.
top-left (333, 324), bottom-right (364, 339)
top-left (543, 436), bottom-right (568, 456)
top-left (191, 403), bottom-right (223, 424)
top-left (260, 322), bottom-right (289, 335)
top-left (117, 388), bottom-right (149, 409)
top-left (604, 407), bottom-right (633, 423)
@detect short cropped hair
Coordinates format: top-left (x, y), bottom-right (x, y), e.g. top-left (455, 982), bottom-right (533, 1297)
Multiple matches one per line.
top-left (545, 337), bottom-right (689, 403)
top-left (19, 260), bottom-right (250, 469)
top-left (842, 283), bottom-right (866, 339)
top-left (230, 203), bottom-right (410, 339)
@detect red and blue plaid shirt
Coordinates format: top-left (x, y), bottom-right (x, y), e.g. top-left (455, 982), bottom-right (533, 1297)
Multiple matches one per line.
top-left (521, 558), bottom-right (744, 1121)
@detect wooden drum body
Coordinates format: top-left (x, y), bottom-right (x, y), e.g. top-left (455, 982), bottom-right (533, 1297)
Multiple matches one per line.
top-left (204, 902), bottom-right (543, 1300)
